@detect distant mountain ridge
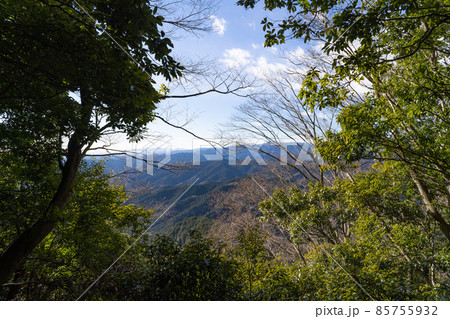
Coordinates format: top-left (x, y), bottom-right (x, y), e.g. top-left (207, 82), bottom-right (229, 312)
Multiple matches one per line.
top-left (93, 142), bottom-right (316, 187)
top-left (84, 144), bottom-right (372, 245)
top-left (84, 143), bottom-right (319, 244)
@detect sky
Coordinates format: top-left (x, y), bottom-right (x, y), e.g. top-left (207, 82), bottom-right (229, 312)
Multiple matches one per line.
top-left (105, 2), bottom-right (309, 152)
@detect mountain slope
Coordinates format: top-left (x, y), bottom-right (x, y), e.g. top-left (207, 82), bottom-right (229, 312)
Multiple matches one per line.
top-left (127, 180), bottom-right (237, 244)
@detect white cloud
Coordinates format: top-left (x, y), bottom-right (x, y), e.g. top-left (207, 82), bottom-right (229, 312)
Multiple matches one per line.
top-left (251, 43), bottom-right (260, 49)
top-left (267, 47), bottom-right (278, 54)
top-left (220, 48), bottom-right (288, 78)
top-left (287, 46), bottom-right (306, 60)
top-left (220, 48), bottom-right (252, 67)
top-left (249, 56), bottom-right (287, 77)
top-left (210, 15), bottom-right (227, 36)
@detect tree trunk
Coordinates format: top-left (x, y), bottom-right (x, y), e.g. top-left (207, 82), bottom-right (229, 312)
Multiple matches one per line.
top-left (409, 169), bottom-right (450, 242)
top-left (0, 134), bottom-right (83, 286)
top-left (0, 86), bottom-right (93, 288)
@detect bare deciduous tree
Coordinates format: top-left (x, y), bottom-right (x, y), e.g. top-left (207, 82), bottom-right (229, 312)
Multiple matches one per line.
top-left (221, 47), bottom-right (369, 185)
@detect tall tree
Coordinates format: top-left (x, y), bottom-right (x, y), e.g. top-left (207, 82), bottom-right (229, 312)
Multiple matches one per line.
top-left (0, 162), bottom-right (154, 300)
top-left (237, 0), bottom-right (450, 241)
top-left (0, 0), bottom-right (182, 284)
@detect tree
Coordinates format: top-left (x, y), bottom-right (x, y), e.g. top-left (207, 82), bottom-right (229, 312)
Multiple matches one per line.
top-left (85, 232), bottom-right (241, 301)
top-left (0, 0), bottom-right (183, 284)
top-left (210, 176), bottom-right (305, 262)
top-left (0, 161), bottom-right (154, 300)
top-left (226, 47), bottom-right (356, 185)
top-left (259, 164), bottom-right (449, 300)
top-left (236, 0), bottom-right (450, 242)
top-left (237, 0), bottom-right (449, 69)
top-left (318, 50), bottom-right (450, 240)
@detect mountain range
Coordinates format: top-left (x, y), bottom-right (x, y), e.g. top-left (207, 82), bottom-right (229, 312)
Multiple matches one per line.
top-left (89, 143), bottom-right (317, 244)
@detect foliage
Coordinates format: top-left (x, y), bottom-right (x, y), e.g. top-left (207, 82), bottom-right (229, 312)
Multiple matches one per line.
top-left (0, 162), bottom-right (154, 300)
top-left (238, 0), bottom-right (450, 243)
top-left (230, 224), bottom-right (303, 300)
top-left (88, 232), bottom-right (242, 301)
top-left (1, 0), bottom-right (449, 301)
top-left (0, 155), bottom-right (60, 252)
top-left (258, 165), bottom-right (450, 300)
top-left (0, 0), bottom-right (183, 283)
top-left (293, 213), bottom-right (449, 300)
top-left (1, 0), bottom-right (181, 142)
top-left (162, 216), bottom-right (214, 246)
top-left (237, 0), bottom-right (449, 71)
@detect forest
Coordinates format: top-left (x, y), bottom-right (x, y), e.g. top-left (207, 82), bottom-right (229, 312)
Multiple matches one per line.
top-left (0, 0), bottom-right (449, 301)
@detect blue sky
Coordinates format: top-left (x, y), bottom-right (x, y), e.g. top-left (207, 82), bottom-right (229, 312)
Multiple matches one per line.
top-left (109, 2), bottom-right (308, 152)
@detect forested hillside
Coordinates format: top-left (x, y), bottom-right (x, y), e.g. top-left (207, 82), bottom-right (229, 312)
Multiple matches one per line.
top-left (1, 0), bottom-right (449, 301)
top-left (128, 180), bottom-right (235, 244)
